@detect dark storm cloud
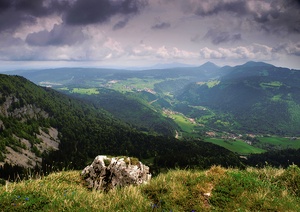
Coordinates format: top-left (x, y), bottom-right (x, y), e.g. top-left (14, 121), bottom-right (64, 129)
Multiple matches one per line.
top-left (0, 0), bottom-right (68, 31)
top-left (15, 0), bottom-right (65, 17)
top-left (26, 24), bottom-right (85, 46)
top-left (181, 0), bottom-right (300, 35)
top-left (0, 0), bottom-right (11, 12)
top-left (65, 0), bottom-right (148, 25)
top-left (204, 29), bottom-right (241, 45)
top-left (0, 0), bottom-right (147, 32)
top-left (194, 1), bottom-right (247, 17)
top-left (151, 22), bottom-right (171, 30)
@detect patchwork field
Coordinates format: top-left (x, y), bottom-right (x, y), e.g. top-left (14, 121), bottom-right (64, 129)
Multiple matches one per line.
top-left (204, 138), bottom-right (266, 155)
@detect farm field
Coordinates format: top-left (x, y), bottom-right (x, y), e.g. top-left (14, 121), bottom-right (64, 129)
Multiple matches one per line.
top-left (70, 88), bottom-right (100, 95)
top-left (204, 138), bottom-right (266, 155)
top-left (257, 136), bottom-right (300, 149)
top-left (162, 110), bottom-right (200, 138)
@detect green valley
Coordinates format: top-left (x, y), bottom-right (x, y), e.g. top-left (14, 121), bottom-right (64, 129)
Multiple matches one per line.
top-left (3, 61), bottom-right (300, 168)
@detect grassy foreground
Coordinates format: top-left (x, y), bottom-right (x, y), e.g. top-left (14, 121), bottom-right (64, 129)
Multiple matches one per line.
top-left (1, 165), bottom-right (300, 211)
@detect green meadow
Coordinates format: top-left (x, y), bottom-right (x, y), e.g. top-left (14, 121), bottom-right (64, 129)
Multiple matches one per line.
top-left (165, 112), bottom-right (198, 137)
top-left (110, 78), bottom-right (163, 92)
top-left (204, 138), bottom-right (266, 155)
top-left (257, 136), bottom-right (300, 149)
top-left (70, 88), bottom-right (99, 95)
top-left (260, 81), bottom-right (283, 88)
top-left (172, 114), bottom-right (195, 133)
top-left (1, 165), bottom-right (300, 211)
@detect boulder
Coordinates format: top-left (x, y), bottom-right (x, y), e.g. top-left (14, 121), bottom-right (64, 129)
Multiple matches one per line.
top-left (81, 155), bottom-right (151, 191)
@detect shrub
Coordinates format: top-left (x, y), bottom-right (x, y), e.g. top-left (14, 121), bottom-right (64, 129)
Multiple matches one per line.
top-left (130, 157), bottom-right (139, 165)
top-left (279, 164), bottom-right (300, 196)
top-left (103, 158), bottom-right (111, 166)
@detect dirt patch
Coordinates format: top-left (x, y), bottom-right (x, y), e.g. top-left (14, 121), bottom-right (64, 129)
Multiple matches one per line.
top-left (36, 127), bottom-right (60, 152)
top-left (2, 147), bottom-right (41, 168)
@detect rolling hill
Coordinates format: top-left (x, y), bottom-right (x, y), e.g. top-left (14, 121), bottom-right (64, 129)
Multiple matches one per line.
top-left (176, 61), bottom-right (300, 135)
top-left (0, 74), bottom-right (243, 180)
top-left (4, 61), bottom-right (300, 153)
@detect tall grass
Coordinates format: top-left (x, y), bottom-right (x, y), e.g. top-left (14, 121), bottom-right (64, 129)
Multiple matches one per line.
top-left (1, 166), bottom-right (300, 211)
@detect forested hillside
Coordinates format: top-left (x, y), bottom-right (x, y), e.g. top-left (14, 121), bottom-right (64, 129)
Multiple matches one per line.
top-left (177, 62), bottom-right (300, 135)
top-left (0, 74), bottom-right (243, 180)
top-left (66, 87), bottom-right (179, 136)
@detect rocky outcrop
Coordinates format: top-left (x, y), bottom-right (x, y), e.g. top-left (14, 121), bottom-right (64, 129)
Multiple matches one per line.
top-left (0, 95), bottom-right (49, 119)
top-left (81, 155), bottom-right (151, 191)
top-left (0, 127), bottom-right (60, 168)
top-left (0, 93), bottom-right (57, 168)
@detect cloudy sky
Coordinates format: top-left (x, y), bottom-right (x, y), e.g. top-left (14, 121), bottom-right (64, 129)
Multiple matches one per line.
top-left (0, 0), bottom-right (300, 70)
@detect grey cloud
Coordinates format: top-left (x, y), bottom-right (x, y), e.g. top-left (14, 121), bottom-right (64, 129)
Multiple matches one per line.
top-left (0, 0), bottom-right (147, 32)
top-left (194, 1), bottom-right (247, 17)
top-left (16, 0), bottom-right (55, 17)
top-left (65, 0), bottom-right (148, 25)
top-left (0, 9), bottom-right (32, 32)
top-left (0, 33), bottom-right (33, 60)
top-left (0, 0), bottom-right (68, 17)
top-left (182, 0), bottom-right (300, 35)
top-left (151, 22), bottom-right (171, 30)
top-left (0, 0), bottom-right (11, 12)
top-left (190, 34), bottom-right (200, 43)
top-left (0, 0), bottom-right (68, 32)
top-left (26, 24), bottom-right (85, 46)
top-left (113, 18), bottom-right (129, 30)
top-left (204, 29), bottom-right (241, 45)
top-left (273, 42), bottom-right (300, 56)
top-left (0, 32), bottom-right (23, 47)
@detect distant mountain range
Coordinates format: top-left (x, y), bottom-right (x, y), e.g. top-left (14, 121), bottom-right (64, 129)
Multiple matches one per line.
top-left (4, 61), bottom-right (300, 136)
top-left (177, 61), bottom-right (300, 135)
top-left (1, 61), bottom-right (300, 180)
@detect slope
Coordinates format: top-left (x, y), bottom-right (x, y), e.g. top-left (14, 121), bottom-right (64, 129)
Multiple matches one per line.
top-left (1, 165), bottom-right (300, 211)
top-left (0, 74), bottom-right (243, 179)
top-left (176, 61), bottom-right (300, 135)
top-left (66, 88), bottom-right (179, 136)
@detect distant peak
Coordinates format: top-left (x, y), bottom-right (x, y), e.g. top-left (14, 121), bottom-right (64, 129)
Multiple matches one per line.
top-left (198, 61), bottom-right (220, 71)
top-left (201, 61), bottom-right (218, 67)
top-left (242, 61), bottom-right (274, 67)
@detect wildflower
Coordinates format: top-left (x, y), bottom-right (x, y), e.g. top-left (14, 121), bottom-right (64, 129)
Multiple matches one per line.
top-left (25, 197), bottom-right (29, 201)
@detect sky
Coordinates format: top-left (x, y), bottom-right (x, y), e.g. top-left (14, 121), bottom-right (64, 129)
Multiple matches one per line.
top-left (0, 0), bottom-right (300, 71)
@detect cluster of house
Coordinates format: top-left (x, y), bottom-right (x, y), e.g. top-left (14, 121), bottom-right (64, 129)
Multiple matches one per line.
top-left (205, 131), bottom-right (257, 145)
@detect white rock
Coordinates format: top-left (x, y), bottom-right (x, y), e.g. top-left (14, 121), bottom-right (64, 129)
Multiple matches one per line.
top-left (81, 155), bottom-right (151, 191)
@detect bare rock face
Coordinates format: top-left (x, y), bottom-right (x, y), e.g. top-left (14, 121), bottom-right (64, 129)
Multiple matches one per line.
top-left (81, 155), bottom-right (151, 191)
